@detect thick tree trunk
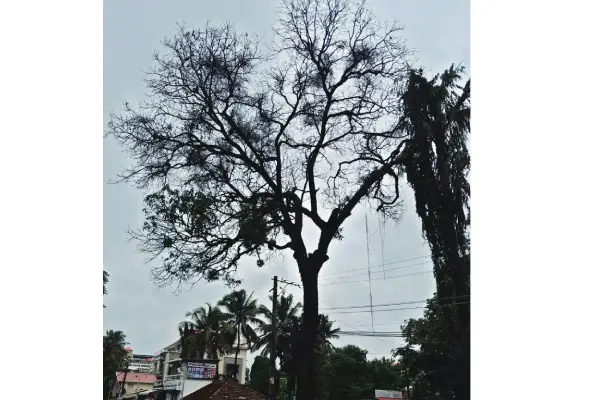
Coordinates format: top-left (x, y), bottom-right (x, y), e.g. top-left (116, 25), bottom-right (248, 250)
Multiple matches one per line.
top-left (296, 259), bottom-right (321, 400)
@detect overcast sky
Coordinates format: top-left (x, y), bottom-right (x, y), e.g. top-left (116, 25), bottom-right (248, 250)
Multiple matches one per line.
top-left (103, 0), bottom-right (469, 364)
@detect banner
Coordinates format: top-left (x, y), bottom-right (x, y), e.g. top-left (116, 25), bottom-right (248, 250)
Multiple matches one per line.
top-left (187, 362), bottom-right (217, 380)
top-left (163, 378), bottom-right (183, 391)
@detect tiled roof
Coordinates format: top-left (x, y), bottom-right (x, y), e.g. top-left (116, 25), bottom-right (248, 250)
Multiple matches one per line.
top-left (116, 372), bottom-right (156, 384)
top-left (182, 378), bottom-right (266, 400)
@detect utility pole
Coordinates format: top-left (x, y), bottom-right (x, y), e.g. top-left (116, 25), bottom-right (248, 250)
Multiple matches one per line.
top-left (267, 276), bottom-right (301, 400)
top-left (269, 276), bottom-right (278, 400)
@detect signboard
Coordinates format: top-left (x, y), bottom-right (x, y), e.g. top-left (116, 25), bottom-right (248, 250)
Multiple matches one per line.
top-left (375, 390), bottom-right (403, 399)
top-left (187, 362), bottom-right (217, 380)
top-left (163, 378), bottom-right (183, 391)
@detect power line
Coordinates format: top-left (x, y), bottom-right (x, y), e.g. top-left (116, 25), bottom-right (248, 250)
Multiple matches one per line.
top-left (338, 331), bottom-right (407, 337)
top-left (319, 255), bottom-right (431, 278)
top-left (321, 295), bottom-right (470, 311)
top-left (319, 270), bottom-right (433, 286)
top-left (322, 300), bottom-right (399, 347)
top-left (328, 301), bottom-right (470, 314)
top-left (319, 260), bottom-right (432, 282)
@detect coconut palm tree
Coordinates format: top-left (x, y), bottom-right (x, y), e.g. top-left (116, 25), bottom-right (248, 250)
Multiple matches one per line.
top-left (253, 293), bottom-right (302, 359)
top-left (218, 289), bottom-right (262, 380)
top-left (315, 314), bottom-right (340, 352)
top-left (179, 303), bottom-right (235, 359)
top-left (254, 295), bottom-right (340, 400)
top-left (253, 293), bottom-right (302, 398)
top-left (103, 330), bottom-right (128, 400)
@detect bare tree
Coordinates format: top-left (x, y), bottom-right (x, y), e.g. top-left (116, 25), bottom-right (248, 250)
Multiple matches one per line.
top-left (108, 0), bottom-right (412, 398)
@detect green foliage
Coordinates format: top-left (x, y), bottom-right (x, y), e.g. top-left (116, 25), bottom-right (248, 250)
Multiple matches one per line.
top-left (277, 376), bottom-right (288, 400)
top-left (321, 345), bottom-right (371, 400)
top-left (103, 330), bottom-right (128, 400)
top-left (313, 346), bottom-right (404, 400)
top-left (179, 303), bottom-right (235, 359)
top-left (108, 1), bottom-right (469, 397)
top-left (395, 65), bottom-right (471, 400)
top-left (253, 293), bottom-right (303, 362)
top-left (218, 289), bottom-right (262, 379)
top-left (249, 356), bottom-right (270, 395)
top-left (252, 294), bottom-right (341, 400)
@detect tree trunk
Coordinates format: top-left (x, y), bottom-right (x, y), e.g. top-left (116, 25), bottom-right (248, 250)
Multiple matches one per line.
top-left (120, 369), bottom-right (129, 397)
top-left (234, 326), bottom-right (240, 381)
top-left (296, 259), bottom-right (322, 400)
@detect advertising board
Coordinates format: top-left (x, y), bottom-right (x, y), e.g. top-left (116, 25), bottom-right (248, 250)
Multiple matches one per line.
top-left (187, 362), bottom-right (218, 380)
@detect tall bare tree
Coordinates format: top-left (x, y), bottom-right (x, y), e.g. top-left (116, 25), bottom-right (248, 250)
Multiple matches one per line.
top-left (108, 0), bottom-right (413, 398)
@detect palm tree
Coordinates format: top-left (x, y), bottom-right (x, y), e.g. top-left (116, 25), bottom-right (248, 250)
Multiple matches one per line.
top-left (103, 330), bottom-right (128, 400)
top-left (218, 289), bottom-right (262, 380)
top-left (180, 303), bottom-right (235, 360)
top-left (315, 314), bottom-right (340, 352)
top-left (253, 293), bottom-right (302, 359)
top-left (254, 293), bottom-right (302, 398)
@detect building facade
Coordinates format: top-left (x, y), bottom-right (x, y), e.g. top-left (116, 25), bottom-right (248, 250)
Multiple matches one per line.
top-left (111, 371), bottom-right (157, 398)
top-left (150, 339), bottom-right (249, 400)
top-left (125, 347), bottom-right (155, 373)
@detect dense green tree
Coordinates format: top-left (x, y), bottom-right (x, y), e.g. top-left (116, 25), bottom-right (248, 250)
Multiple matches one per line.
top-left (321, 345), bottom-right (371, 400)
top-left (179, 303), bottom-right (235, 359)
top-left (219, 289), bottom-right (262, 380)
top-left (107, 0), bottom-right (414, 396)
top-left (395, 65), bottom-right (471, 400)
top-left (103, 330), bottom-right (128, 400)
top-left (309, 347), bottom-right (405, 400)
top-left (249, 356), bottom-right (270, 395)
top-left (368, 357), bottom-right (404, 395)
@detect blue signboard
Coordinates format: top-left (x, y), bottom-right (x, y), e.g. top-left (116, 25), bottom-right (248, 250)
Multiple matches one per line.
top-left (187, 362), bottom-right (217, 380)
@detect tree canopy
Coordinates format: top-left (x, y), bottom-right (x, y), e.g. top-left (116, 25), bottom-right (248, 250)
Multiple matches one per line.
top-left (107, 0), bottom-right (470, 398)
top-left (179, 303), bottom-right (235, 359)
top-left (108, 0), bottom-right (412, 288)
top-left (218, 289), bottom-right (262, 379)
top-left (103, 330), bottom-right (129, 400)
top-left (393, 66), bottom-right (471, 399)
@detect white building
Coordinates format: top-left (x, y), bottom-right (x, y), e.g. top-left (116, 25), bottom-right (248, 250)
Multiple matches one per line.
top-left (151, 338), bottom-right (249, 400)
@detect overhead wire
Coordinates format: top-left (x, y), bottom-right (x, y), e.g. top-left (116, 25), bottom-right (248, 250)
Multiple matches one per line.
top-left (328, 301), bottom-right (470, 314)
top-left (319, 254), bottom-right (432, 278)
top-left (318, 259), bottom-right (433, 282)
top-left (320, 295), bottom-right (470, 311)
top-left (319, 269), bottom-right (434, 286)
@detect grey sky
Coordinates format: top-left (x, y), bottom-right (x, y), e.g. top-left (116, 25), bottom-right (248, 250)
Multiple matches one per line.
top-left (103, 0), bottom-right (469, 363)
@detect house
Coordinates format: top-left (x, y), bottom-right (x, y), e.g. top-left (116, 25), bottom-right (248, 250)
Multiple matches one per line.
top-left (110, 371), bottom-right (157, 398)
top-left (180, 376), bottom-right (266, 400)
top-left (150, 337), bottom-right (250, 400)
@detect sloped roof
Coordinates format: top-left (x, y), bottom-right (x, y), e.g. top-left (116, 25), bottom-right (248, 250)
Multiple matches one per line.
top-left (116, 372), bottom-right (156, 384)
top-left (182, 378), bottom-right (266, 400)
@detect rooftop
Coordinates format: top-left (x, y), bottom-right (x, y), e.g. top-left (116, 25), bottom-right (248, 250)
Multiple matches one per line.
top-left (182, 378), bottom-right (266, 400)
top-left (116, 372), bottom-right (156, 384)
